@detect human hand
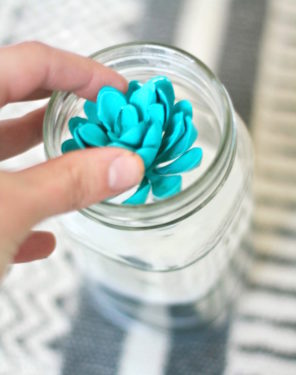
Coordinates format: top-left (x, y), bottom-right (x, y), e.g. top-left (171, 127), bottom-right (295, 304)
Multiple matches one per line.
top-left (0, 42), bottom-right (144, 277)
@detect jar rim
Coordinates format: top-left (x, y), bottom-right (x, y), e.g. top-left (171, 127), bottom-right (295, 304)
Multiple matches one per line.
top-left (44, 42), bottom-right (237, 229)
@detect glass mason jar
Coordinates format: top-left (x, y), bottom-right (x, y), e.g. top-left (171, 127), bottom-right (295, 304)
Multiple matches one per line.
top-left (44, 43), bottom-right (253, 329)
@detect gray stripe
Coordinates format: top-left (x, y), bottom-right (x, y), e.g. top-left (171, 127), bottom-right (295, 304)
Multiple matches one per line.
top-left (259, 144), bottom-right (296, 158)
top-left (237, 344), bottom-right (296, 362)
top-left (248, 282), bottom-right (296, 298)
top-left (0, 3), bottom-right (24, 44)
top-left (127, 0), bottom-right (185, 44)
top-left (56, 3), bottom-right (191, 374)
top-left (254, 223), bottom-right (296, 239)
top-left (60, 285), bottom-right (126, 375)
top-left (256, 195), bottom-right (296, 211)
top-left (256, 172), bottom-right (296, 186)
top-left (264, 122), bottom-right (296, 136)
top-left (239, 314), bottom-right (296, 330)
top-left (166, 0), bottom-right (267, 372)
top-left (254, 253), bottom-right (296, 268)
top-left (165, 320), bottom-right (231, 375)
top-left (217, 0), bottom-right (267, 126)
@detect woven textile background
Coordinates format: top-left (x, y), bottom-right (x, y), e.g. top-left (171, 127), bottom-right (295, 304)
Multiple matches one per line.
top-left (1, 1), bottom-right (296, 374)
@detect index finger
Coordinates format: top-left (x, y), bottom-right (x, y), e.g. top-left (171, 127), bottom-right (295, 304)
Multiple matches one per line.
top-left (0, 41), bottom-right (127, 106)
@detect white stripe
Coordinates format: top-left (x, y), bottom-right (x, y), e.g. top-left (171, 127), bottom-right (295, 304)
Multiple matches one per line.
top-left (225, 349), bottom-right (296, 375)
top-left (118, 318), bottom-right (170, 375)
top-left (262, 65), bottom-right (296, 89)
top-left (263, 43), bottom-right (296, 70)
top-left (0, 3), bottom-right (19, 40)
top-left (254, 179), bottom-right (296, 202)
top-left (273, 0), bottom-right (296, 16)
top-left (254, 232), bottom-right (296, 259)
top-left (269, 17), bottom-right (296, 41)
top-left (238, 292), bottom-right (296, 322)
top-left (255, 129), bottom-right (296, 149)
top-left (255, 155), bottom-right (296, 179)
top-left (250, 262), bottom-right (296, 290)
top-left (256, 152), bottom-right (296, 169)
top-left (175, 0), bottom-right (231, 70)
top-left (254, 110), bottom-right (296, 130)
top-left (231, 320), bottom-right (296, 353)
top-left (259, 85), bottom-right (296, 106)
top-left (254, 206), bottom-right (296, 231)
top-left (226, 0), bottom-right (296, 372)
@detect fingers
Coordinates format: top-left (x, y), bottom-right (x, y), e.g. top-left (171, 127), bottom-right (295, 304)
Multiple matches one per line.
top-left (0, 41), bottom-right (127, 106)
top-left (13, 147), bottom-right (144, 225)
top-left (0, 106), bottom-right (46, 161)
top-left (13, 231), bottom-right (56, 263)
top-left (0, 147), bottom-right (143, 260)
top-left (24, 89), bottom-right (52, 101)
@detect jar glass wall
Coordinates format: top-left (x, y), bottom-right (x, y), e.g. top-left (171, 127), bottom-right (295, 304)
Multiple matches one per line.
top-left (44, 43), bottom-right (253, 328)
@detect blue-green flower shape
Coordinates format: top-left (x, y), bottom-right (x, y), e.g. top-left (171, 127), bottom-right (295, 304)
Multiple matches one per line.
top-left (61, 76), bottom-right (202, 204)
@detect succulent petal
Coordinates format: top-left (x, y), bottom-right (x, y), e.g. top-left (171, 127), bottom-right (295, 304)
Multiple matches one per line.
top-left (156, 112), bottom-right (185, 162)
top-left (154, 147), bottom-right (202, 175)
top-left (118, 104), bottom-right (139, 133)
top-left (124, 177), bottom-right (150, 205)
top-left (108, 142), bottom-right (134, 152)
top-left (126, 80), bottom-right (142, 101)
top-left (172, 100), bottom-right (193, 118)
top-left (84, 100), bottom-right (99, 123)
top-left (77, 123), bottom-right (109, 147)
top-left (151, 174), bottom-right (182, 199)
top-left (119, 121), bottom-right (146, 147)
top-left (142, 120), bottom-right (163, 150)
top-left (68, 116), bottom-right (89, 137)
top-left (73, 126), bottom-right (87, 148)
top-left (129, 81), bottom-right (157, 121)
top-left (97, 87), bottom-right (127, 130)
top-left (62, 76), bottom-right (202, 205)
top-left (152, 76), bottom-right (175, 124)
top-left (147, 103), bottom-right (165, 126)
top-left (157, 115), bottom-right (197, 162)
top-left (136, 146), bottom-right (158, 169)
top-left (61, 139), bottom-right (80, 153)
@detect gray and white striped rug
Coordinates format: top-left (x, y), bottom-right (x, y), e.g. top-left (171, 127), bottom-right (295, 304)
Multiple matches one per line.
top-left (0, 0), bottom-right (296, 374)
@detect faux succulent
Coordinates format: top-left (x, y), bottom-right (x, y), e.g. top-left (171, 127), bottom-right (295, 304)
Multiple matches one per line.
top-left (62, 76), bottom-right (202, 204)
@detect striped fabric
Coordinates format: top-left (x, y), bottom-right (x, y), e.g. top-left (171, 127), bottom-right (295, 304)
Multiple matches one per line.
top-left (226, 1), bottom-right (296, 374)
top-left (0, 0), bottom-right (296, 374)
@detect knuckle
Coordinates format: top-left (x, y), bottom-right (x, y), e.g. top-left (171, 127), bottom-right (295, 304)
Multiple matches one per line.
top-left (64, 161), bottom-right (89, 210)
top-left (19, 40), bottom-right (47, 52)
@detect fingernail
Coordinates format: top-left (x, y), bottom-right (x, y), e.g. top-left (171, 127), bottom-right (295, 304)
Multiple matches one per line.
top-left (108, 154), bottom-right (144, 191)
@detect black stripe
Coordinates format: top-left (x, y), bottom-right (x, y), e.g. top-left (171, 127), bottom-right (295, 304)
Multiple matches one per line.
top-left (248, 282), bottom-right (296, 298)
top-left (128, 0), bottom-right (184, 44)
top-left (255, 195), bottom-right (296, 211)
top-left (217, 0), bottom-right (267, 126)
top-left (239, 314), bottom-right (296, 331)
top-left (254, 223), bottom-right (296, 239)
top-left (254, 252), bottom-right (296, 268)
top-left (165, 320), bottom-right (231, 375)
top-left (241, 240), bottom-right (296, 268)
top-left (265, 99), bottom-right (296, 113)
top-left (238, 344), bottom-right (296, 362)
top-left (61, 285), bottom-right (126, 375)
top-left (259, 144), bottom-right (296, 159)
top-left (267, 78), bottom-right (296, 91)
top-left (256, 171), bottom-right (296, 187)
top-left (260, 121), bottom-right (296, 136)
top-left (166, 0), bottom-right (268, 373)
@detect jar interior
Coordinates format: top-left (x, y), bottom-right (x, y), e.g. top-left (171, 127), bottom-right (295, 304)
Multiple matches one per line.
top-left (43, 44), bottom-right (251, 329)
top-left (49, 46), bottom-right (225, 205)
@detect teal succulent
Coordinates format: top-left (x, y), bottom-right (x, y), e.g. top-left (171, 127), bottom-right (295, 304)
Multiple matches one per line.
top-left (62, 76), bottom-right (202, 204)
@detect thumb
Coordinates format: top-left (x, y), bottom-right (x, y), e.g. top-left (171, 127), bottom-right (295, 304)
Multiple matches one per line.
top-left (13, 147), bottom-right (144, 226)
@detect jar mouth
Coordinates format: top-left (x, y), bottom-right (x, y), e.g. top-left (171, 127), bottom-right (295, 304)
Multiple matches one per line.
top-left (44, 42), bottom-right (237, 229)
